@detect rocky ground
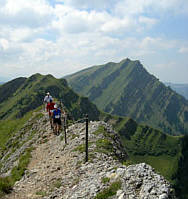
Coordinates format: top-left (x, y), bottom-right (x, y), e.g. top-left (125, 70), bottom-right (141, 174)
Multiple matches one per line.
top-left (2, 112), bottom-right (176, 199)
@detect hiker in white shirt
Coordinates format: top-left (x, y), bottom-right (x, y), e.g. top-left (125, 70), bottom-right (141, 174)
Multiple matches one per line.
top-left (44, 92), bottom-right (53, 111)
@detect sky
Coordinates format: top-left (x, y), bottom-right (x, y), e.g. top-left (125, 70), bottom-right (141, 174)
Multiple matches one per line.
top-left (0, 0), bottom-right (188, 83)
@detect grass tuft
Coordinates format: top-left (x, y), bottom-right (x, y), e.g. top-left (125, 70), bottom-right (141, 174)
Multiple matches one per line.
top-left (101, 177), bottom-right (110, 184)
top-left (94, 180), bottom-right (122, 199)
top-left (0, 147), bottom-right (33, 197)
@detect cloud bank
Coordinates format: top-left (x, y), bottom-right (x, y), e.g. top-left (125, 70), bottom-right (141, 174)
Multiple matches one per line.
top-left (0, 0), bottom-right (188, 83)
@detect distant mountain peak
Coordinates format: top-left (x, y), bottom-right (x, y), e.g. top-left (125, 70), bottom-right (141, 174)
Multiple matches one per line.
top-left (120, 58), bottom-right (131, 62)
top-left (0, 74), bottom-right (100, 120)
top-left (66, 58), bottom-right (188, 135)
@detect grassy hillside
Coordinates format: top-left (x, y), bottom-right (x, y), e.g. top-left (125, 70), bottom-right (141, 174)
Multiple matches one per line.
top-left (102, 114), bottom-right (187, 198)
top-left (0, 74), bottom-right (101, 197)
top-left (1, 73), bottom-right (188, 198)
top-left (0, 73), bottom-right (100, 121)
top-left (66, 58), bottom-right (188, 135)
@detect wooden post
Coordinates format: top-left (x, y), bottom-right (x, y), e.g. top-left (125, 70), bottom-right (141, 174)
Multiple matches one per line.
top-left (64, 116), bottom-right (67, 144)
top-left (85, 114), bottom-right (88, 162)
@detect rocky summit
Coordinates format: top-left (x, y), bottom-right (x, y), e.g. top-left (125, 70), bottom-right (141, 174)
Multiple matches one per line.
top-left (1, 111), bottom-right (176, 199)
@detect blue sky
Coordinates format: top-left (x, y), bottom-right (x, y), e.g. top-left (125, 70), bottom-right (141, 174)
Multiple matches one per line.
top-left (0, 0), bottom-right (187, 83)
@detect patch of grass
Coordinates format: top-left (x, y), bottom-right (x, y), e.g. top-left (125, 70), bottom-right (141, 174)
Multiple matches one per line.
top-left (73, 142), bottom-right (93, 153)
top-left (101, 177), bottom-right (110, 184)
top-left (76, 160), bottom-right (83, 168)
top-left (130, 154), bottom-right (179, 181)
top-left (94, 180), bottom-right (122, 199)
top-left (94, 125), bottom-right (116, 142)
top-left (71, 133), bottom-right (79, 140)
top-left (72, 177), bottom-right (80, 186)
top-left (11, 147), bottom-right (33, 182)
top-left (0, 147), bottom-right (33, 197)
top-left (122, 159), bottom-right (134, 166)
top-left (33, 112), bottom-right (43, 120)
top-left (93, 126), bottom-right (106, 136)
top-left (53, 179), bottom-right (62, 188)
top-left (60, 135), bottom-right (64, 141)
top-left (42, 138), bottom-right (48, 143)
top-left (0, 111), bottom-right (33, 150)
top-left (36, 190), bottom-right (47, 196)
top-left (34, 105), bottom-right (43, 112)
top-left (73, 144), bottom-right (85, 153)
top-left (0, 177), bottom-right (12, 195)
top-left (95, 138), bottom-right (113, 154)
top-left (88, 153), bottom-right (97, 162)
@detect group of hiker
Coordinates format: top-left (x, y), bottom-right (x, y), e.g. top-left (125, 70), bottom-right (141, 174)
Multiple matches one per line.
top-left (43, 92), bottom-right (66, 135)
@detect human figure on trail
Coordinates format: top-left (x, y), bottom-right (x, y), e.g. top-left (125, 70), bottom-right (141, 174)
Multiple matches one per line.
top-left (52, 104), bottom-right (61, 135)
top-left (48, 99), bottom-right (55, 129)
top-left (44, 92), bottom-right (53, 111)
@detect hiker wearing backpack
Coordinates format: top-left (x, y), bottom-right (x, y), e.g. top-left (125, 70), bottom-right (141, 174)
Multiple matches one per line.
top-left (44, 92), bottom-right (53, 112)
top-left (48, 99), bottom-right (55, 129)
top-left (52, 104), bottom-right (61, 135)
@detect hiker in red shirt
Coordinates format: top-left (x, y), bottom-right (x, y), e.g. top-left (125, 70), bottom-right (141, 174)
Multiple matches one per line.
top-left (47, 99), bottom-right (55, 129)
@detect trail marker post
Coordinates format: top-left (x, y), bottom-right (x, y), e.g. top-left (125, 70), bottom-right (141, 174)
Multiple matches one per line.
top-left (64, 116), bottom-right (67, 144)
top-left (60, 100), bottom-right (67, 144)
top-left (85, 114), bottom-right (89, 162)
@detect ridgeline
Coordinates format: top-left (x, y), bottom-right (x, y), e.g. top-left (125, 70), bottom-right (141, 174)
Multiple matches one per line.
top-left (0, 110), bottom-right (176, 199)
top-left (66, 58), bottom-right (188, 135)
top-left (0, 73), bottom-right (187, 198)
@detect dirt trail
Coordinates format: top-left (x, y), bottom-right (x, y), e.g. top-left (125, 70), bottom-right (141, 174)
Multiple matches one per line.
top-left (5, 114), bottom-right (76, 199)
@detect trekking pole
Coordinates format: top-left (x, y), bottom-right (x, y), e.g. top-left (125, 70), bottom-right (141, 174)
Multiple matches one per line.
top-left (85, 114), bottom-right (89, 162)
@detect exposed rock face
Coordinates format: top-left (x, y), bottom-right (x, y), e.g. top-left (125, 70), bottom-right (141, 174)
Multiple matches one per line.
top-left (2, 113), bottom-right (176, 199)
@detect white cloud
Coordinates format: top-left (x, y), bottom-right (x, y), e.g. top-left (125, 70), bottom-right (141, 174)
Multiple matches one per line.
top-left (2, 0), bottom-right (52, 15)
top-left (0, 0), bottom-right (187, 83)
top-left (0, 0), bottom-right (54, 28)
top-left (138, 16), bottom-right (158, 26)
top-left (114, 0), bottom-right (188, 17)
top-left (0, 38), bottom-right (9, 50)
top-left (100, 17), bottom-right (134, 34)
top-left (57, 0), bottom-right (117, 10)
top-left (53, 5), bottom-right (112, 34)
top-left (151, 61), bottom-right (188, 83)
top-left (179, 47), bottom-right (188, 53)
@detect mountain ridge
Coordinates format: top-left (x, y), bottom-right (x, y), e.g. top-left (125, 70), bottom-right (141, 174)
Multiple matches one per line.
top-left (0, 73), bottom-right (100, 121)
top-left (66, 58), bottom-right (188, 135)
top-left (0, 110), bottom-right (176, 199)
top-left (0, 73), bottom-right (187, 198)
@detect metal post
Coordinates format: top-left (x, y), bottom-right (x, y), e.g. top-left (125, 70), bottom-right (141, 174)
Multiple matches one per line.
top-left (85, 114), bottom-right (88, 162)
top-left (64, 116), bottom-right (67, 144)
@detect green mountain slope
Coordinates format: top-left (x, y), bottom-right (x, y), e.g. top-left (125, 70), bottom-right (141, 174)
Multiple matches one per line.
top-left (0, 73), bottom-right (188, 198)
top-left (66, 58), bottom-right (188, 135)
top-left (0, 73), bottom-right (100, 174)
top-left (102, 114), bottom-right (187, 198)
top-left (0, 73), bottom-right (100, 121)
